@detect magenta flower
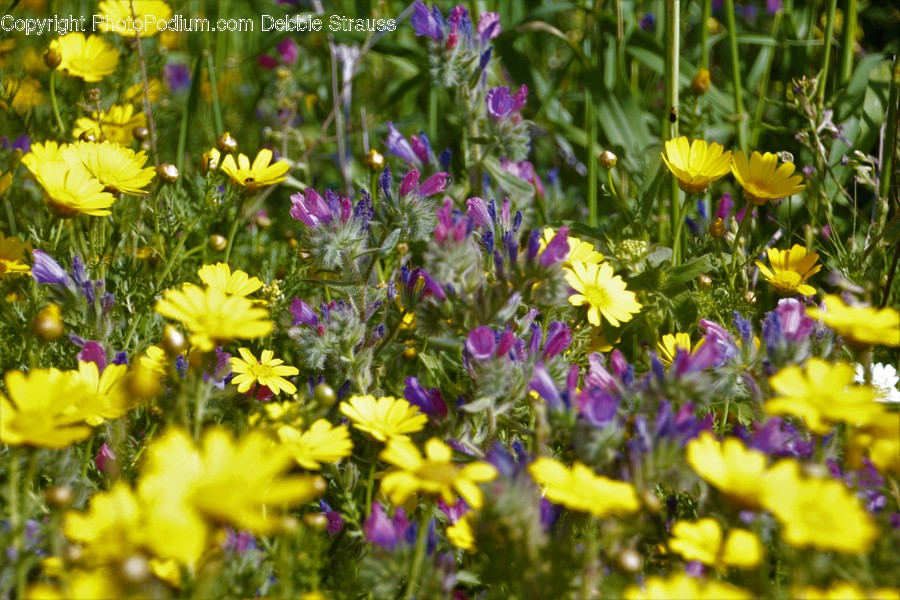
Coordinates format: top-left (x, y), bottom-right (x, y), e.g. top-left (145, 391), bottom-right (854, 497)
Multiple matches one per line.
top-left (486, 85), bottom-right (528, 120)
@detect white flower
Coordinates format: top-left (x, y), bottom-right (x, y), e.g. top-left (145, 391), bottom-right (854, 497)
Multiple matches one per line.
top-left (855, 363), bottom-right (900, 403)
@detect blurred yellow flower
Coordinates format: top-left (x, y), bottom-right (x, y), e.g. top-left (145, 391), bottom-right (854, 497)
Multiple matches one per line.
top-left (380, 437), bottom-right (497, 509)
top-left (807, 294), bottom-right (900, 347)
top-left (731, 150), bottom-right (806, 205)
top-left (277, 419), bottom-right (353, 470)
top-left (51, 33), bottom-right (119, 82)
top-left (848, 417), bottom-right (900, 475)
top-left (761, 459), bottom-right (879, 554)
top-left (792, 582), bottom-right (900, 600)
top-left (661, 136), bottom-right (733, 194)
top-left (340, 394), bottom-right (428, 442)
top-left (529, 457), bottom-right (640, 518)
top-left (124, 78), bottom-right (163, 104)
top-left (767, 359), bottom-right (883, 434)
top-left (0, 232), bottom-right (31, 277)
top-left (447, 513), bottom-right (475, 552)
top-left (73, 103), bottom-right (147, 146)
top-left (197, 262), bottom-right (263, 297)
top-left (564, 260), bottom-right (642, 327)
top-left (64, 482), bottom-right (144, 563)
top-left (686, 432), bottom-right (769, 509)
top-left (541, 227), bottom-right (604, 267)
top-left (140, 345), bottom-right (168, 374)
top-left (3, 77), bottom-right (43, 113)
top-left (624, 573), bottom-right (753, 600)
top-left (230, 347), bottom-right (299, 396)
top-left (668, 518), bottom-right (762, 570)
top-left (155, 283), bottom-right (273, 351)
top-left (68, 140), bottom-right (155, 195)
top-left (96, 1), bottom-right (173, 37)
top-left (656, 332), bottom-right (703, 365)
top-left (220, 148), bottom-right (290, 194)
top-left (72, 361), bottom-right (136, 426)
top-left (756, 244), bottom-right (821, 296)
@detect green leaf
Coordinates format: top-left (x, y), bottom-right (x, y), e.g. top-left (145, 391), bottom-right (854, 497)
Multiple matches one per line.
top-left (483, 157), bottom-right (535, 199)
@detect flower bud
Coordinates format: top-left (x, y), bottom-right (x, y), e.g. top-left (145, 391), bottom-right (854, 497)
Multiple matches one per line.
top-left (743, 290), bottom-right (757, 305)
top-left (314, 382), bottom-right (337, 407)
top-left (697, 274), bottom-right (712, 289)
top-left (691, 68), bottom-right (711, 94)
top-left (132, 126), bottom-right (149, 142)
top-left (32, 304), bottom-right (64, 342)
top-left (311, 475), bottom-right (328, 495)
top-left (43, 47), bottom-right (62, 69)
top-left (303, 513), bottom-right (328, 531)
top-left (85, 88), bottom-right (101, 103)
top-left (201, 151), bottom-right (218, 173)
top-left (78, 130), bottom-right (98, 143)
top-left (598, 150), bottom-right (618, 169)
top-left (617, 548), bottom-right (643, 573)
top-left (281, 515), bottom-right (300, 533)
top-left (708, 217), bottom-right (725, 238)
top-left (209, 234), bottom-right (227, 252)
top-left (157, 163), bottom-right (179, 183)
top-left (403, 346), bottom-right (417, 360)
top-left (63, 544), bottom-right (84, 564)
top-left (641, 489), bottom-right (662, 513)
top-left (46, 485), bottom-right (74, 508)
top-left (120, 554), bottom-right (150, 584)
top-left (0, 171), bottom-right (11, 196)
top-left (161, 324), bottom-right (186, 356)
top-left (364, 149), bottom-right (385, 171)
top-left (217, 131), bottom-right (238, 153)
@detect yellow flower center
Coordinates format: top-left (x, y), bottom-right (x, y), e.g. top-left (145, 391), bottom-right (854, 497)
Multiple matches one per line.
top-left (772, 271), bottom-right (802, 293)
top-left (246, 362), bottom-right (276, 380)
top-left (417, 461), bottom-right (457, 486)
top-left (584, 285), bottom-right (611, 309)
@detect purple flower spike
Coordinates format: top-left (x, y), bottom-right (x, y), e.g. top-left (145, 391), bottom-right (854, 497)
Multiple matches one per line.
top-left (399, 169), bottom-right (420, 198)
top-left (775, 298), bottom-right (814, 342)
top-left (476, 12), bottom-right (501, 43)
top-left (466, 326), bottom-right (496, 361)
top-left (485, 85), bottom-right (528, 120)
top-left (404, 376), bottom-right (448, 418)
top-left (31, 250), bottom-right (74, 289)
top-left (95, 443), bottom-right (117, 472)
top-left (78, 341), bottom-right (107, 372)
top-left (385, 122), bottom-right (422, 167)
top-left (542, 321), bottom-right (572, 359)
top-left (417, 172), bottom-right (451, 197)
top-left (540, 226), bottom-right (570, 267)
top-left (364, 504), bottom-right (411, 550)
top-left (290, 298), bottom-right (319, 327)
top-left (410, 1), bottom-right (443, 40)
top-left (290, 189), bottom-right (332, 228)
top-left (466, 197), bottom-right (492, 228)
top-left (577, 388), bottom-right (619, 428)
top-left (529, 363), bottom-right (563, 409)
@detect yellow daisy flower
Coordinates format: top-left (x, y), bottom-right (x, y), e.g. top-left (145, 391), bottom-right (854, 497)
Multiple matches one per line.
top-left (686, 432), bottom-right (769, 509)
top-left (625, 573), bottom-right (753, 600)
top-left (229, 348), bottom-right (299, 396)
top-left (197, 263), bottom-right (263, 297)
top-left (761, 459), bottom-right (878, 554)
top-left (33, 163), bottom-right (117, 218)
top-left (73, 103), bottom-right (147, 146)
top-left (731, 150), bottom-right (806, 205)
top-left (154, 283), bottom-right (274, 351)
top-left (447, 513), bottom-right (475, 552)
top-left (766, 359), bottom-right (884, 434)
top-left (541, 227), bottom-right (604, 267)
top-left (656, 332), bottom-right (703, 365)
top-left (755, 244), bottom-right (821, 296)
top-left (660, 136), bottom-right (733, 193)
top-left (72, 361), bottom-right (136, 426)
top-left (96, 1), bottom-right (173, 37)
top-left (139, 345), bottom-right (168, 374)
top-left (0, 368), bottom-right (103, 449)
top-left (564, 260), bottom-right (642, 327)
top-left (848, 417), bottom-right (900, 475)
top-left (0, 232), bottom-right (32, 277)
top-left (51, 33), bottom-right (119, 82)
top-left (668, 518), bottom-right (762, 570)
top-left (21, 140), bottom-right (70, 167)
top-left (339, 394), bottom-right (428, 442)
top-left (528, 457), bottom-right (640, 518)
top-left (792, 582), bottom-right (900, 600)
top-left (64, 482), bottom-right (145, 563)
top-left (124, 78), bottom-right (163, 104)
top-left (68, 141), bottom-right (155, 195)
top-left (3, 76), bottom-right (43, 114)
top-left (220, 148), bottom-right (290, 194)
top-left (380, 437), bottom-right (498, 509)
top-left (807, 294), bottom-right (900, 347)
top-left (276, 420), bottom-right (353, 470)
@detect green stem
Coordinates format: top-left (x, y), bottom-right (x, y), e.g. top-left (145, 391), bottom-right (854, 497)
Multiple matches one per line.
top-left (223, 196), bottom-right (246, 264)
top-left (729, 205), bottom-right (753, 287)
top-left (405, 507), bottom-right (431, 599)
top-left (878, 58), bottom-right (899, 203)
top-left (665, 0), bottom-right (680, 257)
top-left (49, 70), bottom-right (66, 135)
top-left (837, 0), bottom-right (857, 88)
top-left (587, 91), bottom-right (597, 229)
top-left (751, 11), bottom-right (783, 148)
top-left (700, 0), bottom-right (711, 70)
top-left (206, 51), bottom-right (224, 136)
top-left (817, 0), bottom-right (838, 109)
top-left (723, 0), bottom-right (748, 151)
top-left (154, 212), bottom-right (204, 291)
top-left (671, 189), bottom-right (685, 267)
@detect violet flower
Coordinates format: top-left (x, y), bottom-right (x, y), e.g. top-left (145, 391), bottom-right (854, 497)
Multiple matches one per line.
top-left (404, 376), bottom-right (448, 417)
top-left (31, 250), bottom-right (74, 290)
top-left (410, 1), bottom-right (444, 40)
top-left (385, 122), bottom-right (422, 167)
top-left (485, 85), bottom-right (528, 120)
top-left (364, 504), bottom-right (411, 550)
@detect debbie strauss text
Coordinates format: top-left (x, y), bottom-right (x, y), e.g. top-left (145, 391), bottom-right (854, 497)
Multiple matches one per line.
top-left (261, 14), bottom-right (397, 32)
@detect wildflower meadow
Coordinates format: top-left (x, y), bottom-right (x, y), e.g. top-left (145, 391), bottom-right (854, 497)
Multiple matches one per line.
top-left (2, 0), bottom-right (900, 598)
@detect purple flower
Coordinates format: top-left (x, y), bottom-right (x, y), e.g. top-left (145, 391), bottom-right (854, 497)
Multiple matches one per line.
top-left (466, 197), bottom-right (492, 228)
top-left (501, 159), bottom-right (545, 196)
top-left (435, 199), bottom-right (471, 244)
top-left (410, 132), bottom-right (432, 166)
top-left (320, 500), bottom-right (344, 535)
top-left (222, 528), bottom-right (257, 554)
top-left (164, 63), bottom-right (191, 93)
top-left (1, 133), bottom-right (31, 153)
top-left (466, 326), bottom-right (496, 361)
top-left (385, 122), bottom-right (422, 167)
top-left (476, 12), bottom-right (501, 43)
top-left (78, 341), bottom-right (107, 372)
top-left (577, 388), bottom-right (619, 428)
top-left (540, 321), bottom-right (572, 359)
top-left (95, 443), bottom-right (117, 473)
top-left (291, 298), bottom-right (320, 327)
top-left (289, 189), bottom-right (352, 228)
top-left (404, 376), bottom-right (448, 418)
top-left (766, 0), bottom-right (783, 14)
top-left (739, 417), bottom-right (813, 458)
top-left (529, 363), bottom-right (563, 409)
top-left (775, 298), bottom-right (814, 342)
top-left (31, 250), bottom-right (74, 290)
top-left (639, 13), bottom-right (656, 31)
top-left (364, 504), bottom-right (411, 550)
top-left (715, 193), bottom-right (733, 221)
top-left (410, 1), bottom-right (444, 40)
top-left (277, 37), bottom-right (299, 65)
top-left (485, 85), bottom-right (528, 120)
top-left (540, 226), bottom-right (569, 267)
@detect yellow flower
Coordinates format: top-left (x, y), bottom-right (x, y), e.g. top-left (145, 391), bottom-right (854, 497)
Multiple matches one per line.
top-left (124, 78), bottom-right (163, 104)
top-left (64, 482), bottom-right (144, 564)
top-left (447, 513), bottom-right (475, 552)
top-left (624, 573), bottom-right (753, 600)
top-left (230, 348), bottom-right (299, 396)
top-left (32, 163), bottom-right (117, 218)
top-left (755, 244), bottom-right (821, 296)
top-left (138, 427), bottom-right (326, 565)
top-left (27, 569), bottom-right (122, 600)
top-left (220, 148), bottom-right (290, 193)
top-left (72, 361), bottom-right (136, 426)
top-left (564, 260), bottom-right (642, 327)
top-left (277, 420), bottom-right (353, 470)
top-left (761, 459), bottom-right (879, 554)
top-left (847, 417), bottom-right (900, 475)
top-left (731, 150), bottom-right (806, 205)
top-left (140, 345), bottom-right (168, 374)
top-left (767, 359), bottom-right (885, 434)
top-left (528, 457), bottom-right (640, 518)
top-left (197, 263), bottom-right (263, 297)
top-left (67, 140), bottom-right (155, 195)
top-left (807, 294), bottom-right (900, 347)
top-left (21, 140), bottom-right (69, 167)
top-left (96, 1), bottom-right (173, 37)
top-left (0, 368), bottom-right (101, 448)
top-left (686, 432), bottom-right (769, 509)
top-left (380, 437), bottom-right (498, 509)
top-left (51, 33), bottom-right (119, 82)
top-left (792, 582), bottom-right (900, 600)
top-left (660, 136), bottom-right (733, 193)
top-left (155, 283), bottom-right (274, 351)
top-left (668, 518), bottom-right (762, 570)
top-left (4, 76), bottom-right (43, 113)
top-left (73, 103), bottom-right (147, 146)
top-left (540, 227), bottom-right (604, 267)
top-left (656, 332), bottom-right (703, 365)
top-left (339, 394), bottom-right (428, 442)
top-left (0, 232), bottom-right (31, 277)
